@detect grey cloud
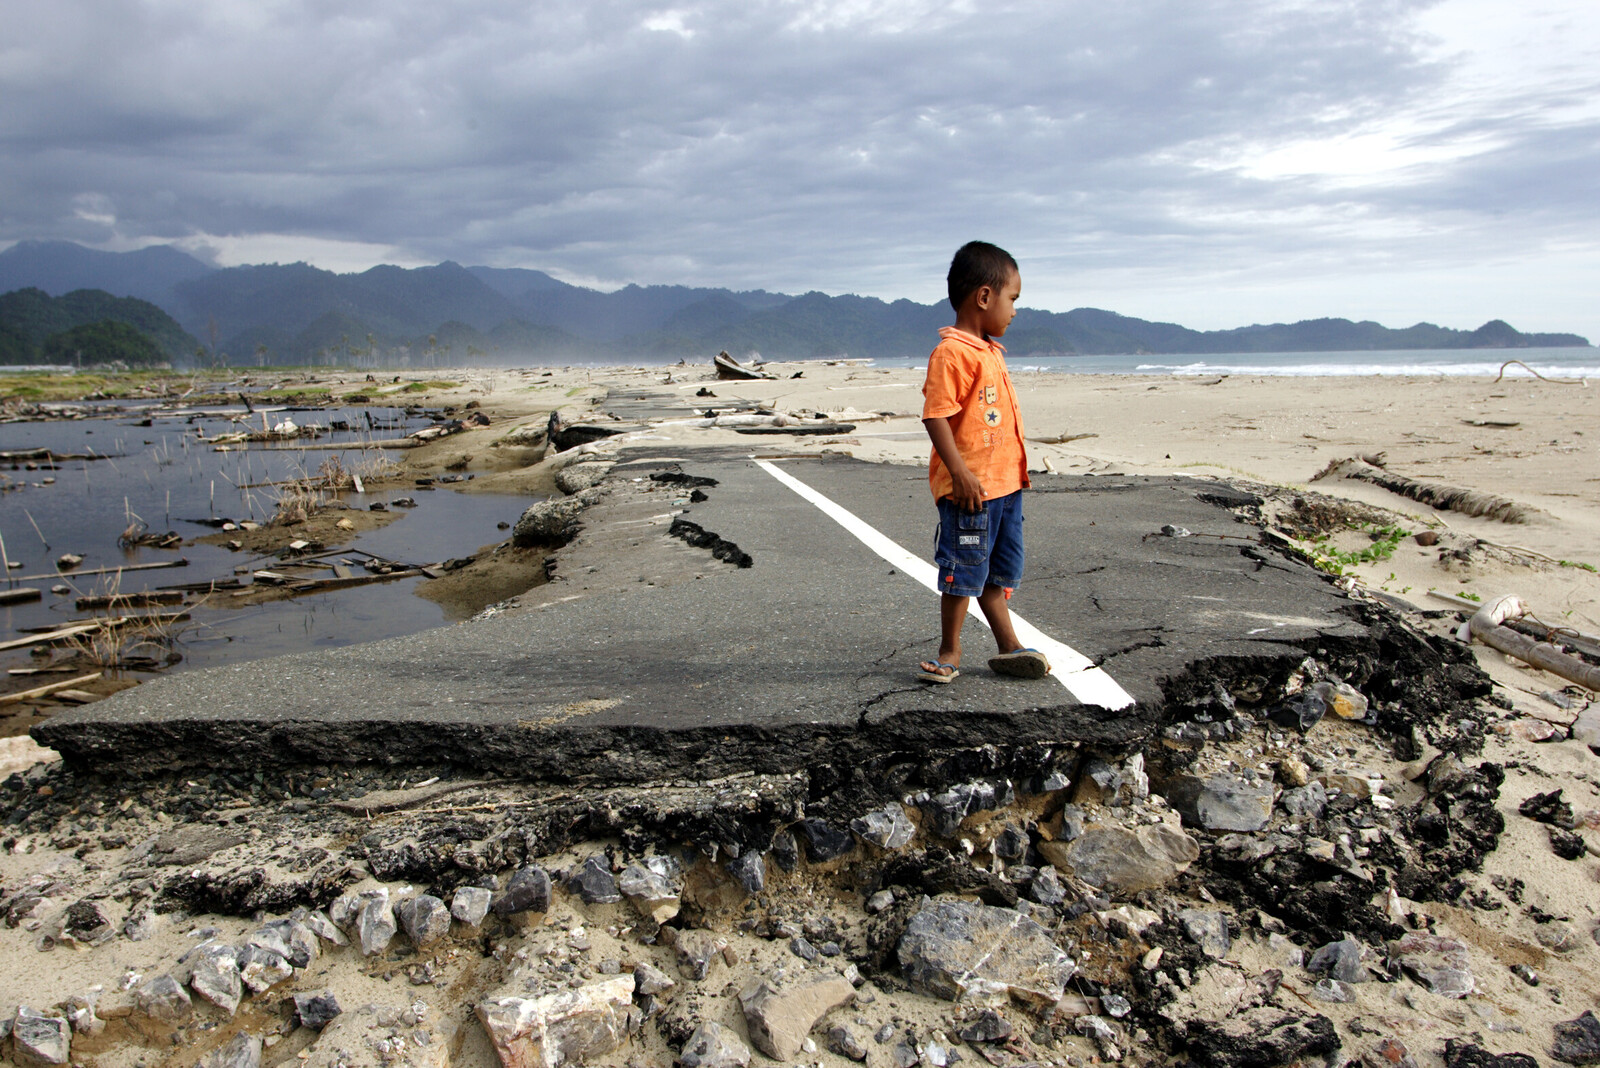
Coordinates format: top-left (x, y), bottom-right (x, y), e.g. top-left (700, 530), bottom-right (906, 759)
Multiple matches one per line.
top-left (0, 0), bottom-right (1594, 325)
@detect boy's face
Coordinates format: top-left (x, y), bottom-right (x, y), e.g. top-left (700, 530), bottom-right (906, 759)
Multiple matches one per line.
top-left (976, 269), bottom-right (1021, 339)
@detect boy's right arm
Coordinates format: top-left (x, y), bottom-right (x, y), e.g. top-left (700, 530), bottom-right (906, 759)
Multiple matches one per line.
top-left (924, 416), bottom-right (984, 512)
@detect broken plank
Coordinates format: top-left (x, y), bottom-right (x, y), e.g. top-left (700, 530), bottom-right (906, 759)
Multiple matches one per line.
top-left (0, 672), bottom-right (101, 706)
top-left (75, 591), bottom-right (186, 611)
top-left (0, 624), bottom-right (99, 653)
top-left (12, 558), bottom-right (189, 583)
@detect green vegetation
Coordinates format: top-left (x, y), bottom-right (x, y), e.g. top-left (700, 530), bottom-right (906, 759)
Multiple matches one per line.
top-left (0, 369), bottom-right (235, 403)
top-left (1304, 523), bottom-right (1409, 576)
top-left (42, 320), bottom-right (165, 366)
top-left (0, 287), bottom-right (197, 364)
top-left (1560, 560), bottom-right (1598, 573)
top-left (398, 379), bottom-right (458, 393)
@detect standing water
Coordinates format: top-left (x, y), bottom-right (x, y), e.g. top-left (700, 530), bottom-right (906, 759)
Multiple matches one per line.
top-left (0, 402), bottom-right (530, 684)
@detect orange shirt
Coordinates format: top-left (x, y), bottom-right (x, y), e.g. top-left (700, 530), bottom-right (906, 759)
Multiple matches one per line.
top-left (921, 326), bottom-right (1029, 501)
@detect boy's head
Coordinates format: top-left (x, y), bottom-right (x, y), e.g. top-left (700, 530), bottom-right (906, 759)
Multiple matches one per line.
top-left (947, 241), bottom-right (1019, 312)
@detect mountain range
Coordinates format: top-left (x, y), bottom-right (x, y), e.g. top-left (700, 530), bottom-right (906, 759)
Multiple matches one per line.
top-left (0, 240), bottom-right (1588, 367)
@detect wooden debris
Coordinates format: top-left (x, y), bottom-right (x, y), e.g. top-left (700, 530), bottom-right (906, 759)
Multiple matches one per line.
top-left (1311, 456), bottom-right (1533, 523)
top-left (0, 672), bottom-right (101, 707)
top-left (714, 350), bottom-right (776, 380)
top-left (1028, 432), bottom-right (1100, 444)
top-left (75, 590), bottom-right (185, 611)
top-left (0, 588), bottom-right (42, 607)
top-left (12, 558), bottom-right (188, 582)
top-left (0, 624), bottom-right (99, 653)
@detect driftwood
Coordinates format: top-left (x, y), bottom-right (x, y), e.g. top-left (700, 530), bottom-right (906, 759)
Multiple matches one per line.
top-left (12, 558), bottom-right (188, 582)
top-left (0, 672), bottom-right (102, 707)
top-left (714, 350), bottom-right (776, 380)
top-left (0, 588), bottom-right (41, 607)
top-left (734, 423), bottom-right (858, 436)
top-left (1464, 596), bottom-right (1600, 692)
top-left (75, 590), bottom-right (186, 611)
top-left (1311, 456), bottom-right (1532, 524)
top-left (0, 623), bottom-right (99, 653)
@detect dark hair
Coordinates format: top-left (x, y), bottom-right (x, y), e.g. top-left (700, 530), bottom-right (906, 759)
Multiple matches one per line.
top-left (947, 241), bottom-right (1018, 311)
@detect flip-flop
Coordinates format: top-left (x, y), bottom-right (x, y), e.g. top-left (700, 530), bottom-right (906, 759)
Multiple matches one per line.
top-left (917, 661), bottom-right (960, 684)
top-left (989, 648), bottom-right (1051, 679)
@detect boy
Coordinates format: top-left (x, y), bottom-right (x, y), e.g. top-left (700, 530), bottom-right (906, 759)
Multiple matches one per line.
top-left (917, 241), bottom-right (1050, 684)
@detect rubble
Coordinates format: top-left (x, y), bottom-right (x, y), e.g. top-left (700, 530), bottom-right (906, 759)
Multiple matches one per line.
top-left (477, 976), bottom-right (639, 1068)
top-left (897, 899), bottom-right (1076, 1004)
top-left (737, 972), bottom-right (855, 1061)
top-left (677, 1021), bottom-right (750, 1068)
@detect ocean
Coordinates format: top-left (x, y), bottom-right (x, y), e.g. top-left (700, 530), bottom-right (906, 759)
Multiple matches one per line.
top-left (868, 345), bottom-right (1598, 378)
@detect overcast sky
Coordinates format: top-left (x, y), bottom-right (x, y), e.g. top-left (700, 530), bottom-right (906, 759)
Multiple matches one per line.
top-left (2, 0), bottom-right (1597, 338)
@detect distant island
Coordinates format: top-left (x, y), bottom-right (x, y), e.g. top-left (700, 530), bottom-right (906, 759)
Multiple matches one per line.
top-left (0, 240), bottom-right (1588, 368)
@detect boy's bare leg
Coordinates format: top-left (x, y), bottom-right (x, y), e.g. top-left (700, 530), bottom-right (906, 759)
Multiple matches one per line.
top-left (975, 584), bottom-right (1025, 654)
top-left (919, 593), bottom-right (970, 678)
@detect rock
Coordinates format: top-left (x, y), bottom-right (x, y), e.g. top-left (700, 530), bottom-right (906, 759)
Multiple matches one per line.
top-left (1178, 910), bottom-right (1232, 959)
top-left (254, 918), bottom-right (319, 968)
top-left (478, 975), bottom-right (639, 1068)
top-left (398, 894), bottom-right (452, 946)
top-left (294, 991), bottom-right (342, 1031)
top-left (923, 781), bottom-right (1012, 836)
top-left (328, 891), bottom-right (361, 930)
top-left (1554, 1010), bottom-right (1600, 1065)
top-left (1537, 922), bottom-right (1584, 952)
top-left (569, 856), bottom-right (623, 904)
top-left (1444, 1039), bottom-right (1540, 1068)
top-left (512, 488), bottom-right (601, 547)
top-left (357, 888), bottom-right (398, 956)
top-left (11, 1007), bottom-right (71, 1066)
top-left (1361, 1038), bottom-right (1417, 1068)
top-left (453, 886), bottom-right (493, 926)
top-left (1508, 718), bottom-right (1561, 742)
top-left (62, 899), bottom-right (114, 944)
top-left (302, 909), bottom-right (349, 946)
top-left (1273, 690), bottom-right (1327, 732)
top-left (851, 804), bottom-right (916, 849)
top-left (1321, 772), bottom-right (1372, 802)
top-left (191, 943), bottom-right (243, 1015)
top-left (634, 961), bottom-right (677, 996)
top-left (958, 1010), bottom-right (1013, 1043)
top-left (1551, 827), bottom-right (1588, 860)
top-left (674, 929), bottom-right (727, 981)
top-left (237, 944), bottom-right (294, 993)
top-left (897, 899), bottom-right (1076, 1005)
top-left (797, 819), bottom-right (855, 861)
top-left (134, 974), bottom-right (192, 1021)
top-left (738, 973), bottom-right (856, 1061)
top-left (1276, 755), bottom-right (1311, 787)
top-left (892, 1037), bottom-right (919, 1067)
top-left (494, 865), bottom-right (553, 916)
top-left (866, 889), bottom-right (895, 914)
top-left (1102, 993), bottom-right (1132, 1018)
top-left (1183, 1008), bottom-right (1340, 1068)
top-left (617, 864), bottom-right (680, 923)
top-left (1314, 681), bottom-right (1368, 720)
top-left (1312, 978), bottom-right (1354, 1002)
top-left (1037, 822), bottom-right (1199, 894)
top-left (827, 1024), bottom-right (869, 1061)
top-left (728, 851), bottom-right (766, 894)
top-left (1307, 937), bottom-right (1367, 984)
top-left (994, 823), bottom-right (1030, 861)
top-left (61, 998), bottom-right (102, 1039)
top-left (1280, 781), bottom-right (1327, 820)
top-left (1166, 774), bottom-right (1275, 832)
top-left (555, 463), bottom-right (614, 495)
top-left (1389, 932), bottom-right (1473, 998)
top-left (199, 1031), bottom-right (263, 1068)
top-left (1029, 864), bottom-right (1065, 906)
top-left (769, 830), bottom-right (800, 871)
top-left (790, 936), bottom-right (819, 961)
top-left (678, 1021), bottom-right (751, 1068)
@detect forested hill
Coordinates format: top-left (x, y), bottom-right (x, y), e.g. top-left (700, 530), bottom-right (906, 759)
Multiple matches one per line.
top-left (0, 287), bottom-right (197, 366)
top-left (0, 240), bottom-right (1588, 367)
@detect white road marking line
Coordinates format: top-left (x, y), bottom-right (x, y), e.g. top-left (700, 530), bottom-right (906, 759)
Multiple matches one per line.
top-left (754, 459), bottom-right (1136, 710)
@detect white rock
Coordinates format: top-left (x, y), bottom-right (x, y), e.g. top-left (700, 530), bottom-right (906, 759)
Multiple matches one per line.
top-left (477, 975), bottom-right (639, 1068)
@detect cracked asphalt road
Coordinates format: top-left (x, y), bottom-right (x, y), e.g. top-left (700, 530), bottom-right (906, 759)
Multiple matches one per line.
top-left (39, 453), bottom-right (1368, 782)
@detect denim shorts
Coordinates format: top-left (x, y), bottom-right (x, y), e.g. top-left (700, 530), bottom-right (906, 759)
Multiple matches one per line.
top-left (933, 490), bottom-right (1024, 597)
